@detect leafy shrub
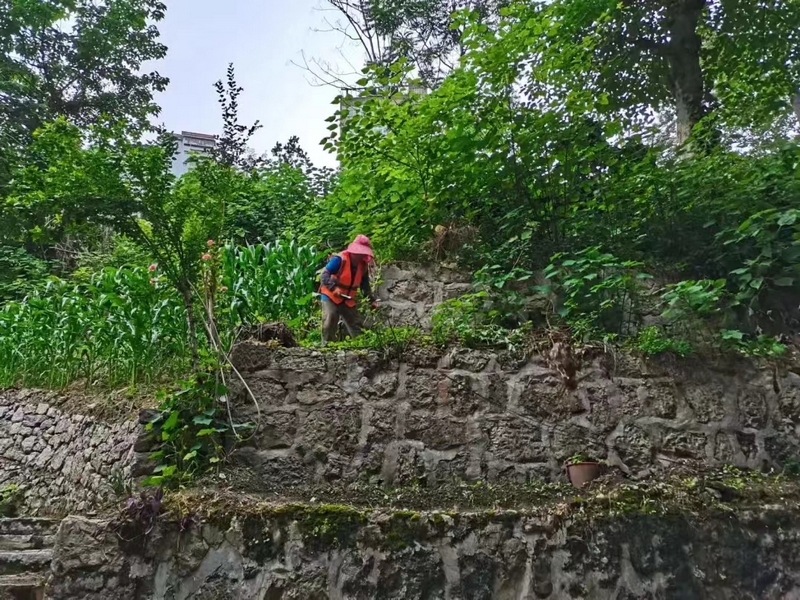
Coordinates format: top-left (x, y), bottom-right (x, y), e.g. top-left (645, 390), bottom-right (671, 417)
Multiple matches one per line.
top-left (543, 247), bottom-right (651, 339)
top-left (324, 325), bottom-right (425, 358)
top-left (223, 161), bottom-right (317, 244)
top-left (720, 208), bottom-right (800, 307)
top-left (783, 459), bottom-right (800, 477)
top-left (657, 277), bottom-right (792, 358)
top-left (719, 330), bottom-right (786, 358)
top-left (472, 263), bottom-right (538, 327)
top-left (142, 371), bottom-right (253, 487)
top-left (0, 484), bottom-right (20, 517)
top-left (0, 246), bottom-right (50, 302)
top-left (658, 279), bottom-right (728, 345)
top-left (432, 292), bottom-right (534, 354)
top-left (634, 326), bottom-right (693, 358)
top-left (73, 234), bottom-right (154, 275)
top-left (660, 279), bottom-right (726, 321)
top-left (433, 292), bottom-right (507, 346)
top-left (430, 258), bottom-right (544, 351)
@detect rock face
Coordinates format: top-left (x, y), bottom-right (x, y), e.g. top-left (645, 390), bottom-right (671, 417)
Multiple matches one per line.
top-left (227, 345), bottom-right (800, 489)
top-left (375, 264), bottom-right (472, 329)
top-left (44, 506), bottom-right (800, 599)
top-left (0, 389), bottom-right (138, 515)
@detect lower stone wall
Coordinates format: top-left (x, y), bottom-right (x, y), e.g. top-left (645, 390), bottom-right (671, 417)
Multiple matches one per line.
top-left (46, 506), bottom-right (800, 599)
top-left (228, 344), bottom-right (800, 489)
top-left (0, 389), bottom-right (138, 515)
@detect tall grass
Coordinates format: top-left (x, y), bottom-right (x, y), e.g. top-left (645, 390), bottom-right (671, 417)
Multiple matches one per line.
top-left (0, 241), bottom-right (323, 389)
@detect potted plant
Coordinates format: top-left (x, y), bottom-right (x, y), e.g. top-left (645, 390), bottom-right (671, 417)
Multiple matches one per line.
top-left (565, 454), bottom-right (603, 488)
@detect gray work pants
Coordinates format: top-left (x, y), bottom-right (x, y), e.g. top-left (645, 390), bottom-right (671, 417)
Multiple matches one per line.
top-left (321, 299), bottom-right (363, 343)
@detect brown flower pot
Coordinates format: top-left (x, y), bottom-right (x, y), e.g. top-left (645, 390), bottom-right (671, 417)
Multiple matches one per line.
top-left (566, 462), bottom-right (602, 488)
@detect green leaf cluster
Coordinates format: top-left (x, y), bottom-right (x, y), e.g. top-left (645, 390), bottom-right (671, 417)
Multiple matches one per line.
top-left (143, 371), bottom-right (253, 487)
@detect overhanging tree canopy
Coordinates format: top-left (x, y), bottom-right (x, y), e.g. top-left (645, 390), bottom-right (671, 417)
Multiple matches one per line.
top-left (529, 0), bottom-right (800, 142)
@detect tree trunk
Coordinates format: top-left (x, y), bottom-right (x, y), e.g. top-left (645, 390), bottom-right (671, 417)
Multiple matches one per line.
top-left (793, 92), bottom-right (800, 124)
top-left (665, 0), bottom-right (707, 144)
top-left (181, 286), bottom-right (199, 370)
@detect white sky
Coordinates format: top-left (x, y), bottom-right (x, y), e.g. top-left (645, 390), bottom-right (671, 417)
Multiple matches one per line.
top-left (148, 0), bottom-right (363, 167)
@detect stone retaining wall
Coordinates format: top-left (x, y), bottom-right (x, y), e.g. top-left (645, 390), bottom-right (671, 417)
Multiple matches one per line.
top-left (3, 345), bottom-right (800, 513)
top-left (375, 263), bottom-right (472, 329)
top-left (229, 344), bottom-right (800, 488)
top-left (0, 389), bottom-right (138, 515)
top-left (46, 506), bottom-right (800, 599)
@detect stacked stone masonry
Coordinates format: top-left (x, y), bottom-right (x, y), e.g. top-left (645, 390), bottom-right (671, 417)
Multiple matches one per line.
top-left (45, 508), bottom-right (800, 599)
top-left (0, 389), bottom-right (138, 515)
top-left (0, 517), bottom-right (57, 600)
top-left (375, 263), bottom-right (472, 329)
top-left (229, 344), bottom-right (800, 487)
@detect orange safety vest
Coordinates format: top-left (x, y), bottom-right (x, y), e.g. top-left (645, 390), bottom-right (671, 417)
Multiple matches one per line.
top-left (319, 252), bottom-right (364, 308)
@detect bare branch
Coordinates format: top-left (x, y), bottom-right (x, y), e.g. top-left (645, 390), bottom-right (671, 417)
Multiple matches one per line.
top-left (291, 50), bottom-right (359, 89)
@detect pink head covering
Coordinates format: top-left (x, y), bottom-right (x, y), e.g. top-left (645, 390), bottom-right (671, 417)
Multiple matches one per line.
top-left (346, 234), bottom-right (374, 259)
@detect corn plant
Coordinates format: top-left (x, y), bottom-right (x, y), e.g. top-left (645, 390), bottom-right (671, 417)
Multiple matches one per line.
top-left (219, 240), bottom-right (322, 333)
top-left (0, 267), bottom-right (190, 388)
top-left (0, 243), bottom-right (323, 389)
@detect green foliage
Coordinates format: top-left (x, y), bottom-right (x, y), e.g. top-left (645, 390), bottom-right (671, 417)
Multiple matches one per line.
top-left (566, 454), bottom-right (598, 465)
top-left (109, 468), bottom-right (133, 499)
top-left (6, 120), bottom-right (232, 363)
top-left (220, 241), bottom-right (322, 331)
top-left (783, 459), bottom-right (800, 478)
top-left (530, 0), bottom-right (800, 136)
top-left (429, 257), bottom-right (541, 350)
top-left (2, 0), bottom-right (798, 418)
top-left (719, 330), bottom-right (786, 359)
top-left (660, 279), bottom-right (726, 321)
top-left (656, 278), bottom-right (728, 346)
top-left (318, 3), bottom-right (800, 267)
top-left (720, 208), bottom-right (800, 307)
top-left (543, 247), bottom-right (651, 339)
top-left (308, 2), bottom-right (800, 354)
top-left (5, 119), bottom-right (327, 351)
top-left (223, 162), bottom-right (315, 244)
top-left (0, 266), bottom-right (189, 388)
top-left (313, 65), bottom-right (437, 258)
top-left (322, 325), bottom-right (425, 358)
top-left (0, 245), bottom-right (50, 301)
top-left (142, 371), bottom-right (250, 487)
top-left (634, 326), bottom-right (693, 358)
top-left (73, 234), bottom-right (154, 275)
top-left (0, 483), bottom-right (20, 517)
top-left (0, 240), bottom-right (323, 390)
top-left (0, 0), bottom-right (168, 192)
top-left (431, 291), bottom-right (534, 355)
top-left (323, 0), bottom-right (505, 86)
top-left (472, 263), bottom-right (536, 324)
top-left (433, 292), bottom-right (502, 345)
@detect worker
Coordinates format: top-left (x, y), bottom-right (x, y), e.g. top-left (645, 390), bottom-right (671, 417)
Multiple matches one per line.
top-left (319, 234), bottom-right (379, 344)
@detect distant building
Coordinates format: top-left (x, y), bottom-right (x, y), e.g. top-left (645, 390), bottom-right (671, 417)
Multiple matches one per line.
top-left (170, 131), bottom-right (217, 177)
